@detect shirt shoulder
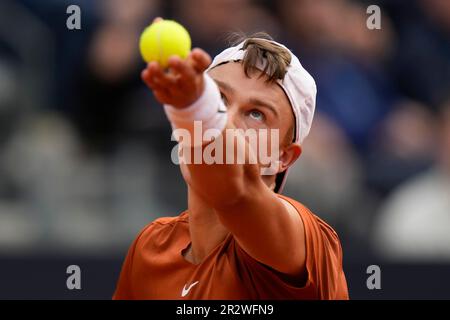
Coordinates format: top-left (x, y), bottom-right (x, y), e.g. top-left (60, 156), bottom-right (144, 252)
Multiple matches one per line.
top-left (135, 211), bottom-right (189, 247)
top-left (150, 211), bottom-right (189, 227)
top-left (113, 212), bottom-right (189, 300)
top-left (279, 194), bottom-right (335, 228)
top-left (274, 194), bottom-right (349, 299)
top-left (278, 195), bottom-right (342, 250)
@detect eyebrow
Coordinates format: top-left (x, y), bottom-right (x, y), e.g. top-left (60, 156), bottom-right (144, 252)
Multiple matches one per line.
top-left (213, 79), bottom-right (279, 118)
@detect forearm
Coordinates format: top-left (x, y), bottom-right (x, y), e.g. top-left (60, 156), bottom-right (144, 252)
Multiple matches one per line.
top-left (184, 126), bottom-right (261, 209)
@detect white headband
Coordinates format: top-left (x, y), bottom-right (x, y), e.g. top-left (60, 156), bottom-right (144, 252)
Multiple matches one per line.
top-left (207, 39), bottom-right (317, 145)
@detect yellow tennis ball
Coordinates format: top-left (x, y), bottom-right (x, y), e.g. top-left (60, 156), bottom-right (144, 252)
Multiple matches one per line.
top-left (139, 20), bottom-right (191, 68)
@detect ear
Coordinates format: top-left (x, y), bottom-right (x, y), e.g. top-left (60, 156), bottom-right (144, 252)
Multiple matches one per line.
top-left (278, 143), bottom-right (302, 173)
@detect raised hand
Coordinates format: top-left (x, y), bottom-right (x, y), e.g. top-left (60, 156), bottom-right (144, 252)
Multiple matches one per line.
top-left (141, 48), bottom-right (212, 109)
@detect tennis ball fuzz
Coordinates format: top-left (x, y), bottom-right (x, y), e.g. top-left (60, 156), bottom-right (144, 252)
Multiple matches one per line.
top-left (139, 20), bottom-right (191, 68)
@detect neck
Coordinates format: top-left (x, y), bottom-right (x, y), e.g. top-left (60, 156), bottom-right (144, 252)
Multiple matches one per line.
top-left (186, 187), bottom-right (229, 264)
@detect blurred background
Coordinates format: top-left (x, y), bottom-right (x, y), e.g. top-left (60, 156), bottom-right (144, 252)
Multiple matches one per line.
top-left (0, 0), bottom-right (449, 299)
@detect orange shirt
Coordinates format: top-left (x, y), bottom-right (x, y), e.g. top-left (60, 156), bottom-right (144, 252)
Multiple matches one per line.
top-left (113, 195), bottom-right (349, 300)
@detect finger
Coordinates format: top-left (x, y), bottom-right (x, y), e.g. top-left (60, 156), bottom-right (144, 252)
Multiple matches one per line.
top-left (142, 66), bottom-right (173, 99)
top-left (141, 64), bottom-right (159, 82)
top-left (143, 73), bottom-right (167, 93)
top-left (190, 48), bottom-right (212, 73)
top-left (168, 56), bottom-right (196, 82)
top-left (142, 62), bottom-right (163, 87)
top-left (149, 62), bottom-right (177, 87)
top-left (141, 68), bottom-right (149, 81)
top-left (152, 17), bottom-right (163, 23)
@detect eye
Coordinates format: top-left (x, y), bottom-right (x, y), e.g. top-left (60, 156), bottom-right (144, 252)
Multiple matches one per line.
top-left (248, 109), bottom-right (265, 122)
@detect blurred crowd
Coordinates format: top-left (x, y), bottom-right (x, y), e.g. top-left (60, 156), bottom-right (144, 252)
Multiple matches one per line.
top-left (0, 0), bottom-right (449, 262)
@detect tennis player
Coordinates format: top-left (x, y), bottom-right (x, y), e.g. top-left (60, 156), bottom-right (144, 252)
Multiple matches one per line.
top-left (113, 27), bottom-right (348, 299)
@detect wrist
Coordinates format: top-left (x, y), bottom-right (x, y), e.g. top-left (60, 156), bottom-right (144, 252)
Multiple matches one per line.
top-left (164, 73), bottom-right (228, 147)
top-left (164, 73), bottom-right (223, 121)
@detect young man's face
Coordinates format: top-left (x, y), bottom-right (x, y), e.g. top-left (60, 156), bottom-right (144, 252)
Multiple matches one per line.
top-left (208, 62), bottom-right (301, 186)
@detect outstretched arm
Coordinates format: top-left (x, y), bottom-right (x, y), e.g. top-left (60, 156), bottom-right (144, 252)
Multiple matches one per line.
top-left (141, 47), bottom-right (306, 278)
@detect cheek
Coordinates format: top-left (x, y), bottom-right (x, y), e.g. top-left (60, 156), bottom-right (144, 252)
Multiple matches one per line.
top-left (254, 128), bottom-right (281, 161)
top-left (267, 128), bottom-right (282, 155)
